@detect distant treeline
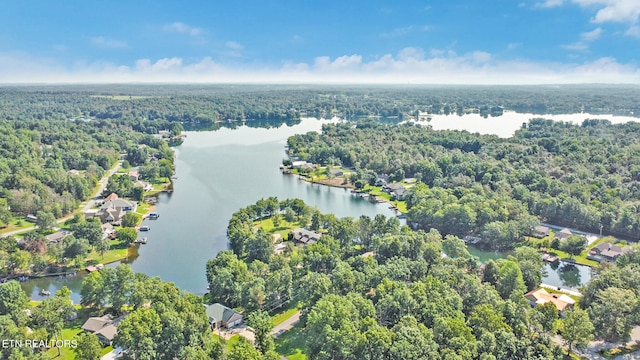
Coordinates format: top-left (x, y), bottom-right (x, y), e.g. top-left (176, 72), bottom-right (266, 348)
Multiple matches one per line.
top-left (1, 84), bottom-right (639, 127)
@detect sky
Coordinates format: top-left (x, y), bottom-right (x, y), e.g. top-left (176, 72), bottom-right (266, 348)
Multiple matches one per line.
top-left (1, 0), bottom-right (639, 84)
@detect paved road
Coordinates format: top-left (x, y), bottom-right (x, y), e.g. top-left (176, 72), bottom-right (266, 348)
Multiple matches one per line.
top-left (0, 161), bottom-right (122, 238)
top-left (271, 311), bottom-right (301, 337)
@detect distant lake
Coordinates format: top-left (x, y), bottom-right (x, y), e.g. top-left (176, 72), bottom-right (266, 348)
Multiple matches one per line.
top-left (423, 111), bottom-right (639, 137)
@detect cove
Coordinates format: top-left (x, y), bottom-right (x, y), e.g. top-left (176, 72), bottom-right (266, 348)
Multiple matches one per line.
top-left (21, 118), bottom-right (396, 301)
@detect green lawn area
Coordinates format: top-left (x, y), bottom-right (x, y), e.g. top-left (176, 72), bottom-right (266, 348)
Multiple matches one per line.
top-left (0, 217), bottom-right (34, 234)
top-left (254, 218), bottom-right (303, 239)
top-left (135, 202), bottom-right (152, 216)
top-left (272, 306), bottom-right (300, 327)
top-left (275, 322), bottom-right (307, 360)
top-left (85, 240), bottom-right (130, 265)
top-left (224, 334), bottom-right (241, 351)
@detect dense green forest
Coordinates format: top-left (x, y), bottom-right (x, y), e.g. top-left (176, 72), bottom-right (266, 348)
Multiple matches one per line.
top-left (205, 198), bottom-right (631, 359)
top-left (287, 120), bottom-right (640, 244)
top-left (1, 85), bottom-right (639, 127)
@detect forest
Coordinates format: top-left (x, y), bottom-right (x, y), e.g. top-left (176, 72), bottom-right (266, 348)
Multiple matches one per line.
top-left (287, 119), bottom-right (640, 244)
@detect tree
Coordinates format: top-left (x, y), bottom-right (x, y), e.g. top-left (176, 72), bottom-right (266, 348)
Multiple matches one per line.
top-left (561, 307), bottom-right (594, 355)
top-left (71, 219), bottom-right (103, 245)
top-left (589, 287), bottom-right (638, 343)
top-left (116, 227), bottom-right (138, 245)
top-left (246, 229), bottom-right (272, 263)
top-left (31, 287), bottom-right (75, 357)
top-left (105, 264), bottom-right (135, 314)
top-left (75, 333), bottom-right (103, 360)
top-left (227, 337), bottom-right (263, 360)
top-left (114, 308), bottom-right (162, 360)
top-left (562, 235), bottom-right (587, 259)
top-left (121, 212), bottom-right (141, 228)
top-left (80, 271), bottom-right (106, 308)
top-left (35, 211), bottom-right (56, 230)
top-left (62, 235), bottom-right (90, 259)
top-left (248, 310), bottom-right (274, 354)
top-left (0, 280), bottom-right (29, 322)
top-left (496, 260), bottom-right (526, 300)
top-left (95, 237), bottom-right (111, 258)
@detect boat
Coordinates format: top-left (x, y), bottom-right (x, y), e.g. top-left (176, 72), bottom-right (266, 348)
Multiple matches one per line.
top-left (40, 289), bottom-right (51, 296)
top-left (86, 264), bottom-right (104, 273)
top-left (135, 237), bottom-right (148, 244)
top-left (139, 225), bottom-right (150, 231)
top-left (148, 212), bottom-right (159, 219)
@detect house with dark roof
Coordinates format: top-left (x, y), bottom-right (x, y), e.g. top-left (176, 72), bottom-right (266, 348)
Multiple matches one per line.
top-left (555, 228), bottom-right (572, 241)
top-left (46, 231), bottom-right (70, 244)
top-left (391, 187), bottom-right (408, 200)
top-left (290, 228), bottom-right (322, 246)
top-left (532, 225), bottom-right (551, 238)
top-left (205, 303), bottom-right (243, 330)
top-left (382, 182), bottom-right (406, 194)
top-left (81, 314), bottom-right (125, 346)
top-left (587, 243), bottom-right (630, 263)
top-left (524, 288), bottom-right (575, 314)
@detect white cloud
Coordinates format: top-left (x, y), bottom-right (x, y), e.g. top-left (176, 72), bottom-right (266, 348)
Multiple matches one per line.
top-left (91, 36), bottom-right (128, 49)
top-left (626, 25), bottom-right (640, 37)
top-left (380, 25), bottom-right (429, 38)
top-left (571, 0), bottom-right (640, 23)
top-left (536, 0), bottom-right (564, 8)
top-left (1, 48), bottom-right (639, 84)
top-left (562, 42), bottom-right (589, 51)
top-left (164, 22), bottom-right (202, 36)
top-left (581, 27), bottom-right (603, 41)
top-left (225, 41), bottom-right (244, 51)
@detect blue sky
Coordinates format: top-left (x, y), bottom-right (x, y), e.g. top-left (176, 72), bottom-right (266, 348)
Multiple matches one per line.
top-left (1, 0), bottom-right (639, 84)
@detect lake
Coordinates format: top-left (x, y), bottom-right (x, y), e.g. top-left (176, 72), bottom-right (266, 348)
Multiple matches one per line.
top-left (467, 246), bottom-right (593, 290)
top-left (22, 118), bottom-right (396, 301)
top-left (23, 111), bottom-right (637, 300)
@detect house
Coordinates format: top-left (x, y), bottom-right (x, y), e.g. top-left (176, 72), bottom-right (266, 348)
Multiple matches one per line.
top-left (330, 169), bottom-right (344, 177)
top-left (532, 226), bottom-right (551, 238)
top-left (128, 169), bottom-right (140, 181)
top-left (290, 228), bottom-right (322, 246)
top-left (555, 228), bottom-right (572, 240)
top-left (81, 314), bottom-right (124, 346)
top-left (68, 169), bottom-right (81, 176)
top-left (204, 303), bottom-right (243, 330)
top-left (391, 187), bottom-right (408, 200)
top-left (383, 182), bottom-right (406, 194)
top-left (524, 288), bottom-right (575, 313)
top-left (96, 198), bottom-right (136, 224)
top-left (46, 231), bottom-right (69, 244)
top-left (25, 214), bottom-right (38, 223)
top-left (375, 174), bottom-right (390, 186)
top-left (587, 243), bottom-right (630, 263)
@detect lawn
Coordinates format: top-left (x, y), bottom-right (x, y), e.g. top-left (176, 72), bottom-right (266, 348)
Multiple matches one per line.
top-left (272, 305), bottom-right (300, 327)
top-left (275, 322), bottom-right (307, 360)
top-left (0, 217), bottom-right (34, 234)
top-left (254, 218), bottom-right (303, 239)
top-left (84, 240), bottom-right (131, 265)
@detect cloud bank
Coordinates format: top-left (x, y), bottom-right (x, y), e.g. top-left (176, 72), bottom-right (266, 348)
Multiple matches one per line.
top-left (1, 48), bottom-right (639, 84)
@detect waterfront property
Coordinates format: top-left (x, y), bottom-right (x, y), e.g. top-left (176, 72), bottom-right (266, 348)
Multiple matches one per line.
top-left (95, 193), bottom-right (137, 224)
top-left (587, 242), bottom-right (631, 263)
top-left (290, 228), bottom-right (322, 246)
top-left (555, 228), bottom-right (572, 241)
top-left (524, 288), bottom-right (575, 314)
top-left (205, 303), bottom-right (243, 330)
top-left (81, 314), bottom-right (125, 346)
top-left (532, 225), bottom-right (551, 238)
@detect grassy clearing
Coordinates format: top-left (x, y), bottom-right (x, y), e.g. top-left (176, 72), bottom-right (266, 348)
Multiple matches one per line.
top-left (0, 218), bottom-right (34, 234)
top-left (85, 240), bottom-right (130, 265)
top-left (44, 320), bottom-right (84, 360)
top-left (225, 334), bottom-right (241, 351)
top-left (275, 322), bottom-right (307, 360)
top-left (254, 218), bottom-right (302, 239)
top-left (272, 306), bottom-right (300, 327)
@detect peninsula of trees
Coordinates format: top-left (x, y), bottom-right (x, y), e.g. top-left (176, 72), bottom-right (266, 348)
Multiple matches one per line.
top-left (287, 119), bottom-right (640, 244)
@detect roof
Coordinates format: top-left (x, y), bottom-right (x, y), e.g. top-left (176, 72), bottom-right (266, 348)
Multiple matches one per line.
top-left (291, 228), bottom-right (322, 245)
top-left (524, 288), bottom-right (575, 312)
top-left (101, 199), bottom-right (135, 211)
top-left (82, 314), bottom-right (114, 333)
top-left (556, 228), bottom-right (572, 238)
top-left (205, 303), bottom-right (242, 324)
top-left (534, 225), bottom-right (550, 234)
top-left (104, 193), bottom-right (119, 202)
top-left (385, 182), bottom-right (406, 191)
top-left (46, 231), bottom-right (69, 243)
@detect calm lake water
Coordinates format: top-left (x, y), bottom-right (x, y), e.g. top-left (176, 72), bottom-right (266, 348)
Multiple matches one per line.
top-left (23, 118), bottom-right (396, 301)
top-left (467, 246), bottom-right (593, 290)
top-left (23, 112), bottom-right (637, 300)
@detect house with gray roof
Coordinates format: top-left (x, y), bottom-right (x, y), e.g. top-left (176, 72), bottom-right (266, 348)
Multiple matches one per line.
top-left (81, 314), bottom-right (125, 346)
top-left (588, 243), bottom-right (631, 263)
top-left (290, 228), bottom-right (322, 246)
top-left (205, 303), bottom-right (243, 330)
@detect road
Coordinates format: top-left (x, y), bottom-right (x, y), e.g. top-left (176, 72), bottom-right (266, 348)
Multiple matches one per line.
top-left (271, 311), bottom-right (301, 337)
top-left (0, 161), bottom-right (122, 238)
